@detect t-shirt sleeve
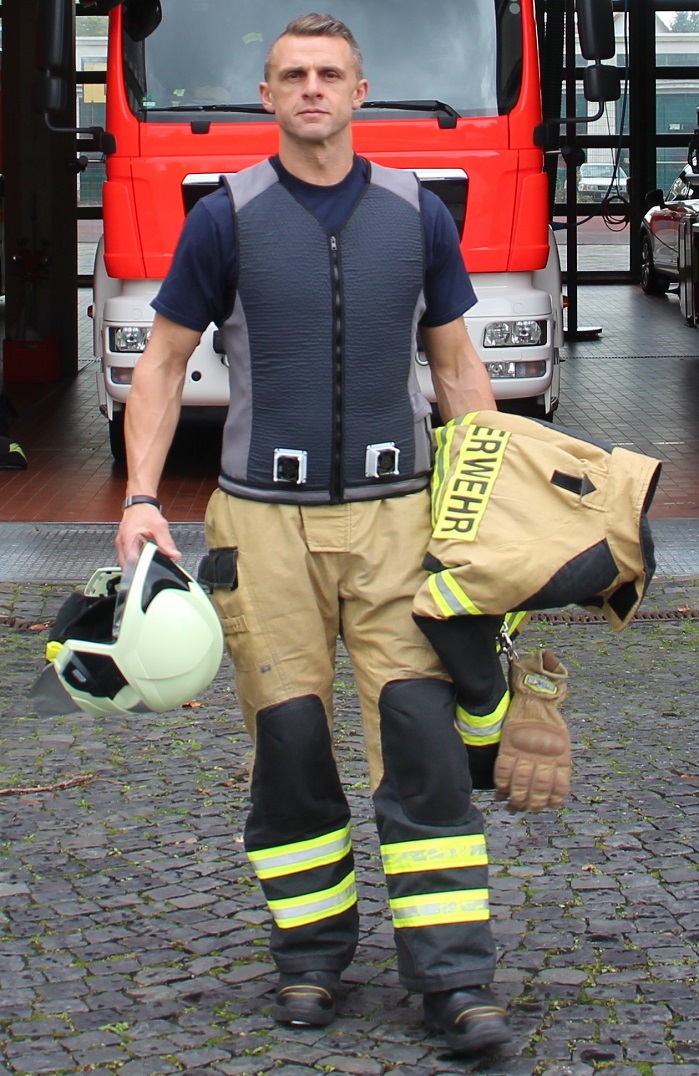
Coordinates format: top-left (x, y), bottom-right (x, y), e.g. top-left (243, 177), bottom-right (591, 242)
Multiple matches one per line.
top-left (420, 190), bottom-right (477, 328)
top-left (151, 188), bottom-right (235, 332)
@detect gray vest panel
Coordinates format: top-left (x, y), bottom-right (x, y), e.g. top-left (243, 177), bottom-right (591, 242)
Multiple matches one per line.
top-left (219, 160), bottom-right (432, 504)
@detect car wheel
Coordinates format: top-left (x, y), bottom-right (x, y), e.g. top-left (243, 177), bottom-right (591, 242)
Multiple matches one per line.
top-left (640, 234), bottom-right (670, 295)
top-left (108, 407), bottom-right (126, 463)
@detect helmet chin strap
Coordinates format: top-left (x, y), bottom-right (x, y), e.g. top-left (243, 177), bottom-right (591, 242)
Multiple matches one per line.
top-left (112, 552), bottom-right (139, 639)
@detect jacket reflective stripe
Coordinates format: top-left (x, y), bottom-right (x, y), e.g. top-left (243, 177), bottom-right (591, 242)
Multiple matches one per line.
top-left (381, 834), bottom-right (488, 875)
top-left (428, 569), bottom-right (483, 617)
top-left (390, 888), bottom-right (490, 928)
top-left (455, 691), bottom-right (510, 746)
top-left (247, 825), bottom-right (352, 879)
top-left (268, 871), bottom-right (358, 929)
top-left (431, 422), bottom-right (457, 525)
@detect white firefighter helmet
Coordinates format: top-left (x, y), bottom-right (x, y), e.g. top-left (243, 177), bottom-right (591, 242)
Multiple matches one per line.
top-left (40, 541), bottom-right (224, 717)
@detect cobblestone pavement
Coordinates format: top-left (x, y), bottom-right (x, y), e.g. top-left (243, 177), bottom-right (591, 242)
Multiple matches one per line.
top-left (1, 576), bottom-right (698, 1076)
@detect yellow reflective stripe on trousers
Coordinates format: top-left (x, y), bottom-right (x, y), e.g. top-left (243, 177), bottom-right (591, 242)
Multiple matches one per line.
top-left (390, 888), bottom-right (490, 928)
top-left (247, 825), bottom-right (351, 880)
top-left (455, 692), bottom-right (510, 746)
top-left (267, 871), bottom-right (357, 929)
top-left (503, 610), bottom-right (529, 637)
top-left (381, 834), bottom-right (488, 875)
top-left (427, 569), bottom-right (483, 618)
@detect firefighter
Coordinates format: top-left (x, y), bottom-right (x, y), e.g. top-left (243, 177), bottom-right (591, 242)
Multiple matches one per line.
top-left (116, 14), bottom-right (515, 1058)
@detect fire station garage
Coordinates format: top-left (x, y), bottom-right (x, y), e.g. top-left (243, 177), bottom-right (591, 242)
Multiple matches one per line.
top-left (0, 0), bottom-right (697, 535)
top-left (1, 4), bottom-right (699, 1076)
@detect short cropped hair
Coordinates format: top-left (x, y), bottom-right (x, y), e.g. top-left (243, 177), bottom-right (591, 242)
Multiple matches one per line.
top-left (264, 13), bottom-right (364, 80)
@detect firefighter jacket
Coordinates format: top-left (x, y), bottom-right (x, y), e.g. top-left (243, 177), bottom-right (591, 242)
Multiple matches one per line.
top-left (218, 161), bottom-right (434, 505)
top-left (412, 410), bottom-right (662, 632)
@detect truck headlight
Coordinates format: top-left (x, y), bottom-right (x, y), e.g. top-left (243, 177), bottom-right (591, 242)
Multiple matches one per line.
top-left (483, 320), bottom-right (546, 347)
top-left (109, 326), bottom-right (151, 352)
top-left (485, 360), bottom-right (547, 379)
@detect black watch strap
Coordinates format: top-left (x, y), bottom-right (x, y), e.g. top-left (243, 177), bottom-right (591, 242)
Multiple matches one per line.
top-left (122, 494), bottom-right (162, 512)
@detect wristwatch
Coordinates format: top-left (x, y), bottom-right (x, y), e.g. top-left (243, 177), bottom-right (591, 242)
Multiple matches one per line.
top-left (122, 494), bottom-right (162, 511)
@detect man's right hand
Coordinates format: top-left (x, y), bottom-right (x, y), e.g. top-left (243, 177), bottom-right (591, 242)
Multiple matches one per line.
top-left (115, 504), bottom-right (182, 568)
top-left (114, 313), bottom-right (201, 568)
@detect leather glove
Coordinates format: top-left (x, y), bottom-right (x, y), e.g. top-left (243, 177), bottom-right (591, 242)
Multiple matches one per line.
top-left (494, 649), bottom-right (570, 812)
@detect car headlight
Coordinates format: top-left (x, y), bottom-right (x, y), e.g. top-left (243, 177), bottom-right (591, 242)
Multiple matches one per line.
top-left (483, 320), bottom-right (546, 347)
top-left (109, 326), bottom-right (152, 353)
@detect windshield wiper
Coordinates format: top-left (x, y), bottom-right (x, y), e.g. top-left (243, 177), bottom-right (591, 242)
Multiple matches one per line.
top-left (361, 99), bottom-right (460, 128)
top-left (145, 103), bottom-right (267, 114)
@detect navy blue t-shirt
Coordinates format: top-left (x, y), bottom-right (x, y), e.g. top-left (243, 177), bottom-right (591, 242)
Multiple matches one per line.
top-left (153, 155), bottom-right (476, 332)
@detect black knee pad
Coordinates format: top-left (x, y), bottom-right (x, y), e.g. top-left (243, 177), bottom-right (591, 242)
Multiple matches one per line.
top-left (248, 695), bottom-right (348, 839)
top-left (378, 679), bottom-right (472, 824)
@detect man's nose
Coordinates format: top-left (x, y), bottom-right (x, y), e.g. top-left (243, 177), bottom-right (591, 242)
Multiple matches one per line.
top-left (303, 71), bottom-right (322, 95)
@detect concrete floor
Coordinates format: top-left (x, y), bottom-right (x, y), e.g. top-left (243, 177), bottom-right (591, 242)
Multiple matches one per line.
top-left (1, 284), bottom-right (698, 581)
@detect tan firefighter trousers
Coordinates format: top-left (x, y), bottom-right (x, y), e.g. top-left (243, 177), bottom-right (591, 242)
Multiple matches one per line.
top-left (204, 487), bottom-right (450, 789)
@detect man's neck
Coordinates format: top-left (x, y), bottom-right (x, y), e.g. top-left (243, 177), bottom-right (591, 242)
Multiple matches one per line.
top-left (277, 136), bottom-right (355, 186)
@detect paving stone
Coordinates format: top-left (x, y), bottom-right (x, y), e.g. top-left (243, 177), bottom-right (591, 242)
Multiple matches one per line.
top-left (2, 586), bottom-right (699, 1074)
top-left (115, 1060), bottom-right (181, 1075)
top-left (3, 1043), bottom-right (73, 1074)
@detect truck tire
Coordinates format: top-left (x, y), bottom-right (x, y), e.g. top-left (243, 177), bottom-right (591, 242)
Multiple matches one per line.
top-left (640, 233), bottom-right (669, 296)
top-left (109, 407), bottom-right (126, 463)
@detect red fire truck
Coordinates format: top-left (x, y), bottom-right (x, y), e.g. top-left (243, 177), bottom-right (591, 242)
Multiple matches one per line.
top-left (37, 0), bottom-right (618, 459)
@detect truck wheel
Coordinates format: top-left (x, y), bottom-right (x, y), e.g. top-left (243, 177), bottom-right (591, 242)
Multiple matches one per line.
top-left (640, 234), bottom-right (669, 295)
top-left (108, 408), bottom-right (126, 463)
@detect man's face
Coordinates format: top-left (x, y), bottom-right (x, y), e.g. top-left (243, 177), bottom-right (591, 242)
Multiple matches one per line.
top-left (260, 34), bottom-right (368, 145)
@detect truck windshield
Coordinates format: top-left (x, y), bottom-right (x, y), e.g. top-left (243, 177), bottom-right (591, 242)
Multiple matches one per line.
top-left (123, 0), bottom-right (522, 121)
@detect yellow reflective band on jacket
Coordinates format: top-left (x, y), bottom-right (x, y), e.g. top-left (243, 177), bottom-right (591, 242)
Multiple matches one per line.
top-left (431, 417), bottom-right (510, 543)
top-left (430, 420), bottom-right (459, 525)
top-left (427, 569), bottom-right (483, 618)
top-left (390, 888), bottom-right (490, 928)
top-left (381, 834), bottom-right (488, 875)
top-left (455, 692), bottom-right (510, 747)
top-left (247, 825), bottom-right (352, 880)
top-left (267, 871), bottom-right (358, 929)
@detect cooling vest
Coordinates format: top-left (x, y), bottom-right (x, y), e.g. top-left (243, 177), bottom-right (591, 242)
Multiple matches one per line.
top-left (412, 410), bottom-right (662, 631)
top-left (218, 160), bottom-right (433, 504)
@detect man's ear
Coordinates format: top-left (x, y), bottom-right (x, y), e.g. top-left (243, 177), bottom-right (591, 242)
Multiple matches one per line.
top-left (352, 78), bottom-right (369, 111)
top-left (259, 82), bottom-right (276, 114)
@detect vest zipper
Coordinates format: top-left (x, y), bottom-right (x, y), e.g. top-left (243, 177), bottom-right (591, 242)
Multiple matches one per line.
top-left (329, 233), bottom-right (343, 503)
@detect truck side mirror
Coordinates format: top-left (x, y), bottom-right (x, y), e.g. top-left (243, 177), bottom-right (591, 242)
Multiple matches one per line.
top-left (123, 0), bottom-right (163, 42)
top-left (36, 0), bottom-right (72, 74)
top-left (577, 0), bottom-right (616, 61)
top-left (583, 63), bottom-right (621, 103)
top-left (32, 72), bottom-right (69, 115)
top-left (34, 0), bottom-right (117, 155)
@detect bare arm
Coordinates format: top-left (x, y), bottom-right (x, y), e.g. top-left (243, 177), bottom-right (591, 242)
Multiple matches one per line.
top-left (421, 316), bottom-right (496, 423)
top-left (115, 313), bottom-right (201, 566)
